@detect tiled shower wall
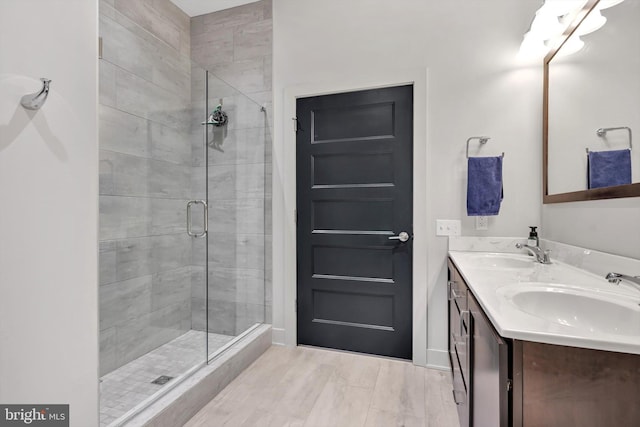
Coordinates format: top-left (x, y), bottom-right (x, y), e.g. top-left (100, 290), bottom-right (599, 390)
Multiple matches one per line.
top-left (98, 0), bottom-right (194, 375)
top-left (191, 0), bottom-right (273, 333)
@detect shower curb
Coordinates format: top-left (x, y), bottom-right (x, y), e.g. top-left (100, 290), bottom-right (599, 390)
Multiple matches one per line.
top-left (125, 324), bottom-right (272, 427)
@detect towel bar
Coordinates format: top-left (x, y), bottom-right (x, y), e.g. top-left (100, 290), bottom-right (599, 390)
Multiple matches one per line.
top-left (587, 126), bottom-right (632, 153)
top-left (466, 136), bottom-right (504, 159)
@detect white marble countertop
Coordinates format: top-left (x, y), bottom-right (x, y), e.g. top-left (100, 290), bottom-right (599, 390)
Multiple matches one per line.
top-left (448, 250), bottom-right (640, 355)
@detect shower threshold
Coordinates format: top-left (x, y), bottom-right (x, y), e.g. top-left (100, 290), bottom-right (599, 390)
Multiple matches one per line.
top-left (100, 329), bottom-right (236, 426)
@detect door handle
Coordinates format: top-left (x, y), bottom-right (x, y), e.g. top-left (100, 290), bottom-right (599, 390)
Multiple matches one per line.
top-left (388, 231), bottom-right (410, 242)
top-left (452, 389), bottom-right (466, 405)
top-left (460, 310), bottom-right (470, 337)
top-left (187, 200), bottom-right (208, 238)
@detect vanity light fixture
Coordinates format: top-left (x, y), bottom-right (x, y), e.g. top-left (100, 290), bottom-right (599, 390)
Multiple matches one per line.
top-left (571, 8), bottom-right (606, 35)
top-left (518, 0), bottom-right (623, 60)
top-left (551, 34), bottom-right (585, 57)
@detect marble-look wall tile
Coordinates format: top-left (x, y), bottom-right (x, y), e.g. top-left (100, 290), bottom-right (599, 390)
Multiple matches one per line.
top-left (208, 127), bottom-right (266, 166)
top-left (207, 60), bottom-right (269, 100)
top-left (191, 298), bottom-right (236, 335)
top-left (208, 163), bottom-right (265, 200)
top-left (149, 121), bottom-right (192, 165)
top-left (115, 300), bottom-right (190, 366)
top-left (99, 150), bottom-right (191, 199)
top-left (151, 266), bottom-right (192, 311)
top-left (208, 199), bottom-right (265, 235)
top-left (235, 302), bottom-right (264, 333)
top-left (115, 67), bottom-right (190, 132)
top-left (113, 0), bottom-right (189, 56)
top-left (191, 29), bottom-right (234, 66)
top-left (100, 196), bottom-right (150, 240)
top-left (264, 196), bottom-right (272, 235)
top-left (100, 196), bottom-right (188, 240)
top-left (100, 105), bottom-right (150, 159)
top-left (101, 103), bottom-right (193, 166)
top-left (116, 234), bottom-right (192, 282)
top-left (208, 267), bottom-right (264, 305)
top-left (100, 275), bottom-right (152, 330)
top-left (196, 2), bottom-right (263, 31)
top-left (233, 19), bottom-right (272, 62)
top-left (99, 61), bottom-right (117, 108)
top-left (100, 327), bottom-right (117, 376)
top-left (208, 233), bottom-right (265, 271)
top-left (100, 240), bottom-right (118, 285)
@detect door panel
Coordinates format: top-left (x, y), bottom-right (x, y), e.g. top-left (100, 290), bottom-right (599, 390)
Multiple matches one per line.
top-left (296, 85), bottom-right (413, 359)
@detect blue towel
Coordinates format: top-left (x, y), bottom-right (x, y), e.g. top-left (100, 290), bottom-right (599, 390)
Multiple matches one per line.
top-left (467, 156), bottom-right (503, 216)
top-left (587, 149), bottom-right (631, 189)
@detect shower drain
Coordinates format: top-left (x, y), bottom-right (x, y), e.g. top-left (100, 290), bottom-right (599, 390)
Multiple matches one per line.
top-left (151, 375), bottom-right (174, 385)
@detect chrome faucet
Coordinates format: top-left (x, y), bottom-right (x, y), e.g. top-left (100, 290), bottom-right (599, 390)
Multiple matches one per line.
top-left (605, 272), bottom-right (640, 291)
top-left (515, 243), bottom-right (552, 264)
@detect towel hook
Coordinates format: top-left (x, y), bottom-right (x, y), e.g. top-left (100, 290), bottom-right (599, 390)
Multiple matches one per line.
top-left (466, 136), bottom-right (503, 159)
top-left (586, 126), bottom-right (633, 154)
top-left (20, 78), bottom-right (51, 111)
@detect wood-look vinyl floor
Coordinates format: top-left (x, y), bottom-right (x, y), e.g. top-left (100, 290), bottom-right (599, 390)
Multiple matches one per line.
top-left (185, 345), bottom-right (459, 427)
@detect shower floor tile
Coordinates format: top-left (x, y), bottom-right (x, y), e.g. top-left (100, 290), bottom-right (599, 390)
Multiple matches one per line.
top-left (99, 330), bottom-right (234, 427)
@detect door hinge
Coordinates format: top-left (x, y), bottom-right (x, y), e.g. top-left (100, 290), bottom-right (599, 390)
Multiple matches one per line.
top-left (292, 117), bottom-right (299, 133)
top-left (295, 299), bottom-right (298, 313)
top-left (99, 37), bottom-right (103, 59)
top-left (506, 379), bottom-right (513, 392)
top-left (294, 209), bottom-right (298, 225)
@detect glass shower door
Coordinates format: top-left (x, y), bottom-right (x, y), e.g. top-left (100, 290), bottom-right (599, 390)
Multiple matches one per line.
top-left (204, 71), bottom-right (267, 358)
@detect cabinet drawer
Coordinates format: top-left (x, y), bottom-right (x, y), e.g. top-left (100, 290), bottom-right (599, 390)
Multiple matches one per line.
top-left (451, 349), bottom-right (470, 427)
top-left (448, 277), bottom-right (467, 313)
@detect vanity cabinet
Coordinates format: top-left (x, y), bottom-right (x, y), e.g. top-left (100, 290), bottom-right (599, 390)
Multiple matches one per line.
top-left (447, 258), bottom-right (510, 427)
top-left (447, 261), bottom-right (471, 426)
top-left (447, 257), bottom-right (640, 427)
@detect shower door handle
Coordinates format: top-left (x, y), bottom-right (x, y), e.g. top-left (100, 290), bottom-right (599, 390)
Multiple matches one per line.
top-left (187, 200), bottom-right (208, 238)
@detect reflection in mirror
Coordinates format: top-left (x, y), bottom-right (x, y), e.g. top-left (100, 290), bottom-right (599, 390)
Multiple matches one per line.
top-left (545, 0), bottom-right (640, 202)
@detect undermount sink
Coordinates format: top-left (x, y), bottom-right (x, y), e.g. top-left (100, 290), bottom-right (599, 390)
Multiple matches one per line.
top-left (497, 283), bottom-right (640, 336)
top-left (468, 253), bottom-right (535, 269)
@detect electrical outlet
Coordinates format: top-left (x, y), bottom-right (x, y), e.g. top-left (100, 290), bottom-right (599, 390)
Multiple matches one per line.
top-left (436, 219), bottom-right (461, 236)
top-left (476, 216), bottom-right (488, 230)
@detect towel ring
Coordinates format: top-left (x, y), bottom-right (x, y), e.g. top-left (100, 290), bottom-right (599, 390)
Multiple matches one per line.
top-left (466, 136), bottom-right (504, 159)
top-left (586, 126), bottom-right (633, 153)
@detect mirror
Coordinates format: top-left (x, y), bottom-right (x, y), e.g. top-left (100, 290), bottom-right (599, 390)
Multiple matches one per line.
top-left (544, 0), bottom-right (640, 203)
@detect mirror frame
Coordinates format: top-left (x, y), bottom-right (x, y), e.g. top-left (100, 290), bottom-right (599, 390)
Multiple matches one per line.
top-left (543, 0), bottom-right (640, 203)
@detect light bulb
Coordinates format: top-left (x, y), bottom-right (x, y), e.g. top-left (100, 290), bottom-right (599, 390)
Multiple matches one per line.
top-left (518, 31), bottom-right (549, 60)
top-left (539, 0), bottom-right (584, 16)
top-left (553, 35), bottom-right (585, 57)
top-left (530, 10), bottom-right (564, 39)
top-left (575, 9), bottom-right (606, 35)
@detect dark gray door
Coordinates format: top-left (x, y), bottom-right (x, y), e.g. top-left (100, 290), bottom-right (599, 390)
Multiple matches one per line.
top-left (296, 85), bottom-right (413, 359)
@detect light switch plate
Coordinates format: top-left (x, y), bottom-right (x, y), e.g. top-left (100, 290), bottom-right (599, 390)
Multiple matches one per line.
top-left (436, 219), bottom-right (461, 236)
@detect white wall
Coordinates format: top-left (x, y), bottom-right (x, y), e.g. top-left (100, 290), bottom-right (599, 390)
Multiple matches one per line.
top-left (272, 0), bottom-right (543, 367)
top-left (0, 1), bottom-right (99, 425)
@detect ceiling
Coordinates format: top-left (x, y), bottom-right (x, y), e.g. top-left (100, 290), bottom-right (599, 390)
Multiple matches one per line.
top-left (169, 0), bottom-right (260, 17)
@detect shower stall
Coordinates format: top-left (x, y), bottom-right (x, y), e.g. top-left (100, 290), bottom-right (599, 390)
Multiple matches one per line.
top-left (98, 5), bottom-right (269, 425)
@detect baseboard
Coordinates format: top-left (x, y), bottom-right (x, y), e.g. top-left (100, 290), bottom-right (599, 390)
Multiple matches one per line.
top-left (271, 327), bottom-right (286, 345)
top-left (426, 348), bottom-right (450, 371)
